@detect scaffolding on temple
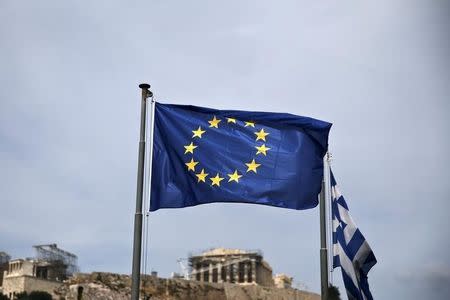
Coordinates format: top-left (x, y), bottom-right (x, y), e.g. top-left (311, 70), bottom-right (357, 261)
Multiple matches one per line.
top-left (0, 252), bottom-right (11, 264)
top-left (33, 244), bottom-right (79, 276)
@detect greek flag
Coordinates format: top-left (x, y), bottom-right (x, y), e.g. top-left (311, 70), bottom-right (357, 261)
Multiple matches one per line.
top-left (331, 171), bottom-right (377, 300)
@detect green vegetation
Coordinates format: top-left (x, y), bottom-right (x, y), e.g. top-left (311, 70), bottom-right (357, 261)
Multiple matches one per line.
top-left (12, 291), bottom-right (52, 300)
top-left (328, 285), bottom-right (341, 300)
top-left (0, 293), bottom-right (9, 300)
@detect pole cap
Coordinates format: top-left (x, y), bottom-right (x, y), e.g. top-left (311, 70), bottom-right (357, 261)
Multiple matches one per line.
top-left (139, 83), bottom-right (151, 90)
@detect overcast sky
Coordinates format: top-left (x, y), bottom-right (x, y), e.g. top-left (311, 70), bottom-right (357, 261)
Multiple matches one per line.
top-left (1, 1), bottom-right (449, 299)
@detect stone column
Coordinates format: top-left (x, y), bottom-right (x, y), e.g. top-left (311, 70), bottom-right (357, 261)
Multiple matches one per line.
top-left (251, 259), bottom-right (256, 283)
top-left (218, 263), bottom-right (223, 283)
top-left (200, 264), bottom-right (204, 282)
top-left (243, 262), bottom-right (248, 283)
top-left (209, 264), bottom-right (213, 283)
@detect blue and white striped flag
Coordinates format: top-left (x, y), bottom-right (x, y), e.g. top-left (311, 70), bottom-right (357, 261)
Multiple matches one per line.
top-left (331, 171), bottom-right (377, 300)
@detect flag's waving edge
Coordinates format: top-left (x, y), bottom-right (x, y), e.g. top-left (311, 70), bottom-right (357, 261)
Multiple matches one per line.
top-left (331, 171), bottom-right (377, 300)
top-left (150, 103), bottom-right (332, 211)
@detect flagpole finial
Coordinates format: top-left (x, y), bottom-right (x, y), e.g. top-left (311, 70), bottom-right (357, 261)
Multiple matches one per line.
top-left (139, 83), bottom-right (150, 89)
top-left (139, 83), bottom-right (153, 98)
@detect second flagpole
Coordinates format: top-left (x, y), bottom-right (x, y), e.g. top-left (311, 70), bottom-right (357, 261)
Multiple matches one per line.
top-left (131, 83), bottom-right (153, 300)
top-left (320, 154), bottom-right (330, 299)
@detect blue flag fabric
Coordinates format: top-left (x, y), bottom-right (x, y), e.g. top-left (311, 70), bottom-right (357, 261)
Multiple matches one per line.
top-left (149, 103), bottom-right (332, 212)
top-left (331, 171), bottom-right (377, 300)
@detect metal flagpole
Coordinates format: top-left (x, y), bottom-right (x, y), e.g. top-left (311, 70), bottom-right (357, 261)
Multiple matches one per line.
top-left (131, 83), bottom-right (153, 300)
top-left (325, 153), bottom-right (334, 285)
top-left (320, 155), bottom-right (329, 300)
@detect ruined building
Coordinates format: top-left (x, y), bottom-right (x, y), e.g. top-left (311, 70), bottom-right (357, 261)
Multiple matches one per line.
top-left (273, 273), bottom-right (293, 289)
top-left (1, 244), bottom-right (78, 299)
top-left (188, 248), bottom-right (275, 286)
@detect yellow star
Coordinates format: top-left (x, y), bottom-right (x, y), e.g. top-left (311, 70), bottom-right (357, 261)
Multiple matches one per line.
top-left (255, 144), bottom-right (271, 156)
top-left (245, 121), bottom-right (255, 127)
top-left (227, 117), bottom-right (237, 123)
top-left (254, 128), bottom-right (269, 141)
top-left (185, 158), bottom-right (198, 171)
top-left (208, 116), bottom-right (221, 128)
top-left (210, 173), bottom-right (224, 186)
top-left (184, 142), bottom-right (198, 154)
top-left (228, 170), bottom-right (242, 183)
top-left (192, 126), bottom-right (206, 138)
top-left (196, 169), bottom-right (208, 183)
top-left (245, 159), bottom-right (261, 173)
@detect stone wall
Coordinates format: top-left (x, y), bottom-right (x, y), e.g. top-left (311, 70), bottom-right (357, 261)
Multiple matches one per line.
top-left (2, 276), bottom-right (25, 299)
top-left (55, 272), bottom-right (320, 300)
top-left (2, 275), bottom-right (62, 299)
top-left (256, 263), bottom-right (274, 287)
top-left (24, 276), bottom-right (62, 298)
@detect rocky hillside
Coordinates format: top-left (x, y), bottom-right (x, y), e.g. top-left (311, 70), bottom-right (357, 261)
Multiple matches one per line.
top-left (55, 272), bottom-right (320, 300)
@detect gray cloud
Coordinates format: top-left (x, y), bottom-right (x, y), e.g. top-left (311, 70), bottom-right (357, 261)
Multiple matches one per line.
top-left (393, 265), bottom-right (450, 299)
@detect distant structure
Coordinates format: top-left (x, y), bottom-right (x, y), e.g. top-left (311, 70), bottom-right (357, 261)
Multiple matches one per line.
top-left (33, 244), bottom-right (79, 277)
top-left (188, 248), bottom-right (275, 286)
top-left (273, 273), bottom-right (293, 289)
top-left (0, 252), bottom-right (11, 295)
top-left (1, 244), bottom-right (78, 299)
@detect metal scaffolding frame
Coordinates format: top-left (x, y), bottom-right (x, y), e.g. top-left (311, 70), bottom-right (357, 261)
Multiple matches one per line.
top-left (0, 252), bottom-right (11, 264)
top-left (33, 244), bottom-right (79, 276)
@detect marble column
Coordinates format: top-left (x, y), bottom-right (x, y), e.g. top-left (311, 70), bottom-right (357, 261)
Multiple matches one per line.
top-left (209, 264), bottom-right (213, 283)
top-left (218, 263), bottom-right (223, 283)
top-left (200, 264), bottom-right (205, 282)
top-left (251, 259), bottom-right (256, 283)
top-left (243, 262), bottom-right (248, 283)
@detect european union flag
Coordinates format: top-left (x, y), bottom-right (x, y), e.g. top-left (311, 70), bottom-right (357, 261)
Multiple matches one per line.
top-left (150, 103), bottom-right (332, 212)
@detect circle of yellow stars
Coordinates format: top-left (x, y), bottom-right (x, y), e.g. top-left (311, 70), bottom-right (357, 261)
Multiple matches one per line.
top-left (184, 116), bottom-right (271, 187)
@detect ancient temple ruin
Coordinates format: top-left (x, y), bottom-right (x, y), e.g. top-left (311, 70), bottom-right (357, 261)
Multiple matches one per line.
top-left (188, 248), bottom-right (274, 286)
